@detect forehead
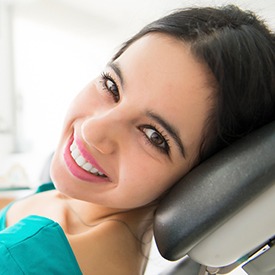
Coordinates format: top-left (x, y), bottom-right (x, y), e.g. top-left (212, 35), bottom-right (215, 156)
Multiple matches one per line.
top-left (116, 33), bottom-right (212, 97)
top-left (115, 33), bottom-right (214, 158)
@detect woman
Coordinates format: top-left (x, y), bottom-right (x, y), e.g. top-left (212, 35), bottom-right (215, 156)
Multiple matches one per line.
top-left (1, 5), bottom-right (274, 275)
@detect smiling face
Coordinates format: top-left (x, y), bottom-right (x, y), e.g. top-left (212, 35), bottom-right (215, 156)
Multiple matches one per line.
top-left (51, 33), bottom-right (214, 209)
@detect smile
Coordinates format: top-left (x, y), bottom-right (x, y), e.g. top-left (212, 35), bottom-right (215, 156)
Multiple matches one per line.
top-left (70, 140), bottom-right (106, 177)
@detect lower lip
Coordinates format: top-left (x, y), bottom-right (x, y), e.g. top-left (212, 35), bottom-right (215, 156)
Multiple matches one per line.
top-left (63, 137), bottom-right (108, 183)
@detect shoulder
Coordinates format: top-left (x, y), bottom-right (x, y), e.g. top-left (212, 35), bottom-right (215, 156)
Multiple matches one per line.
top-left (5, 190), bottom-right (61, 227)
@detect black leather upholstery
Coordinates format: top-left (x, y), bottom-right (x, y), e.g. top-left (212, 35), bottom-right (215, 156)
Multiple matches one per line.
top-left (154, 121), bottom-right (275, 261)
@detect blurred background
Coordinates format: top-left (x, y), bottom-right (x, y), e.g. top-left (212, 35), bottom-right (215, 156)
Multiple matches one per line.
top-left (0, 0), bottom-right (274, 273)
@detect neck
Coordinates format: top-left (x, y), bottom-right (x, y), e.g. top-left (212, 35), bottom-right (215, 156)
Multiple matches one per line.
top-left (59, 191), bottom-right (156, 242)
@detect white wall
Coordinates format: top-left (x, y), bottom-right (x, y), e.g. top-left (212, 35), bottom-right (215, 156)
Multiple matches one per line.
top-left (0, 2), bottom-right (15, 154)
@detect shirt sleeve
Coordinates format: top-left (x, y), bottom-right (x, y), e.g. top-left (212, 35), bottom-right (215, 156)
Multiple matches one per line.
top-left (0, 215), bottom-right (82, 275)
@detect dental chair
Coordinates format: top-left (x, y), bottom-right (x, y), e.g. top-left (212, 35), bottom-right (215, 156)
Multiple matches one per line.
top-left (154, 121), bottom-right (275, 274)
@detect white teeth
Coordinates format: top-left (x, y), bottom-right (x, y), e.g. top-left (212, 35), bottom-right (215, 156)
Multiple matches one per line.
top-left (71, 148), bottom-right (80, 159)
top-left (90, 167), bottom-right (98, 173)
top-left (75, 156), bottom-right (86, 166)
top-left (70, 140), bottom-right (105, 177)
top-left (82, 162), bottom-right (93, 172)
top-left (70, 142), bottom-right (77, 151)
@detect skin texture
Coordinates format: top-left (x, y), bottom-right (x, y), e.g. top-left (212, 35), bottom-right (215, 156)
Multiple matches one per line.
top-left (6, 33), bottom-right (214, 274)
top-left (51, 33), bottom-right (214, 210)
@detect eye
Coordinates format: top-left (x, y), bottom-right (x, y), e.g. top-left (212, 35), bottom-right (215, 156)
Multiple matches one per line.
top-left (100, 72), bottom-right (120, 102)
top-left (140, 125), bottom-right (170, 155)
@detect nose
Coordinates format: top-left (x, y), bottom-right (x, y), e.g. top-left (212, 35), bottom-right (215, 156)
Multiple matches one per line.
top-left (81, 108), bottom-right (129, 154)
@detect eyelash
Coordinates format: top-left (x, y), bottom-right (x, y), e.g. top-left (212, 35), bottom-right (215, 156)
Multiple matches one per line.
top-left (100, 71), bottom-right (170, 156)
top-left (100, 72), bottom-right (120, 102)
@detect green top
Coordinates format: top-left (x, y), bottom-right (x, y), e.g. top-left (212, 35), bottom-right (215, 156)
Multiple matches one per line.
top-left (0, 183), bottom-right (82, 274)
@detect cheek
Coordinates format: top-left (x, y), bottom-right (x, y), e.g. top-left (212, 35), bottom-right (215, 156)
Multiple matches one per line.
top-left (118, 161), bottom-right (186, 207)
top-left (50, 152), bottom-right (65, 191)
top-left (67, 81), bottom-right (112, 119)
top-left (67, 90), bottom-right (93, 117)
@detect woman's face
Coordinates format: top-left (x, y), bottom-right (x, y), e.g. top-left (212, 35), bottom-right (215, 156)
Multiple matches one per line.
top-left (51, 33), bottom-right (213, 209)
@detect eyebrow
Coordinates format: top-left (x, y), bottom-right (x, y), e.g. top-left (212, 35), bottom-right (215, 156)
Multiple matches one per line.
top-left (146, 111), bottom-right (186, 158)
top-left (108, 61), bottom-right (186, 158)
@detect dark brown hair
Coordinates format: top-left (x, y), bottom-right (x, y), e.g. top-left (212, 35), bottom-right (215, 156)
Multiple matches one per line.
top-left (112, 5), bottom-right (275, 162)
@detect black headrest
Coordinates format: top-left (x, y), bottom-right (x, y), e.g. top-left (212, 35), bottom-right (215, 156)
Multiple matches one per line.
top-left (154, 121), bottom-right (275, 261)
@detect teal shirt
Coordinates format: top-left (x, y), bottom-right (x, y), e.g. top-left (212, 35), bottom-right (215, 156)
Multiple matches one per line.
top-left (0, 183), bottom-right (82, 274)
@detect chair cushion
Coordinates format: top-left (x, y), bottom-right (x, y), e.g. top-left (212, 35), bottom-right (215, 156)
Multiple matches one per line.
top-left (154, 121), bottom-right (275, 261)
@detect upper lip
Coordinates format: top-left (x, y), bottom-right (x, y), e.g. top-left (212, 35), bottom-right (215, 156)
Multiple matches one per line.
top-left (73, 135), bottom-right (109, 179)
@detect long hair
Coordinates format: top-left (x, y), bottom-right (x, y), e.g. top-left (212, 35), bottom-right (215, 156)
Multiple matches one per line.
top-left (112, 5), bottom-right (275, 162)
